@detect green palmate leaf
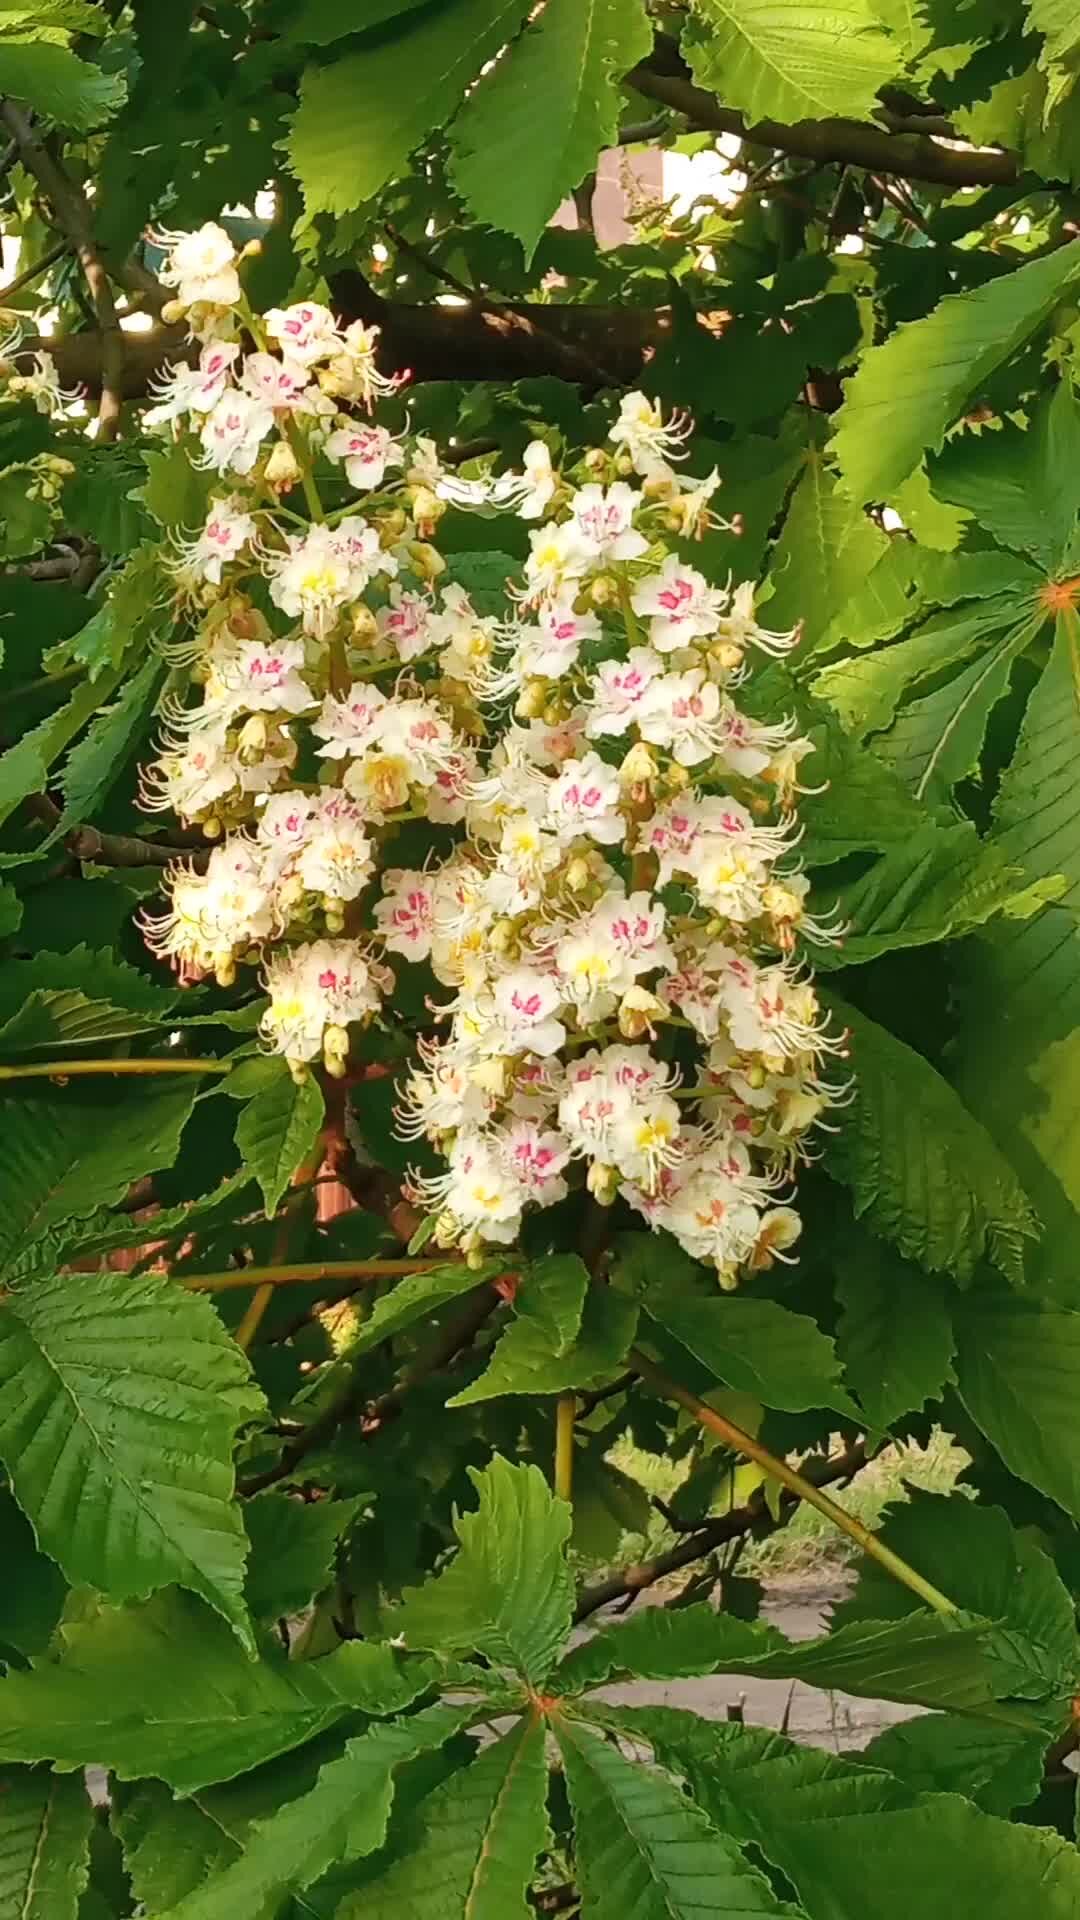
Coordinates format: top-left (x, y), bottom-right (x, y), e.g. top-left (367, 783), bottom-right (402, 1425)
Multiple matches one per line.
top-left (56, 651), bottom-right (164, 829)
top-left (0, 1268), bottom-right (263, 1639)
top-left (289, 0), bottom-right (535, 215)
top-left (811, 825), bottom-right (1032, 970)
top-left (828, 546), bottom-right (1035, 654)
top-left (155, 1702), bottom-right (476, 1920)
top-left (447, 1251), bottom-right (587, 1405)
top-left (392, 1458), bottom-right (572, 1685)
top-left (823, 1000), bottom-right (1039, 1284)
top-left (0, 944), bottom-right (176, 1029)
top-left (829, 238), bottom-right (1080, 499)
top-left (929, 381), bottom-right (1080, 568)
top-left (556, 1716), bottom-right (802, 1920)
top-left (863, 1713), bottom-right (1046, 1816)
top-left (234, 1067), bottom-right (325, 1218)
top-left (954, 1289), bottom-right (1080, 1523)
top-left (814, 592), bottom-right (1034, 739)
top-left (1028, 0), bottom-right (1080, 116)
top-left (288, 0), bottom-right (431, 42)
top-left (834, 1233), bottom-right (956, 1427)
top-left (243, 1492), bottom-right (362, 1620)
top-left (0, 669), bottom-right (120, 835)
top-left (0, 38), bottom-right (123, 128)
top-left (560, 1605), bottom-right (1002, 1715)
top-left (347, 1713), bottom-right (548, 1919)
top-left (0, 1767), bottom-right (92, 1920)
top-left (0, 1077), bottom-right (198, 1275)
top-left (450, 0), bottom-right (652, 261)
top-left (763, 449), bottom-right (889, 650)
top-left (0, 884), bottom-right (19, 938)
top-left (991, 608), bottom-right (1080, 915)
top-left (874, 617), bottom-right (1040, 805)
top-left (648, 1295), bottom-right (858, 1416)
top-left (622, 1709), bottom-right (1080, 1920)
top-left (686, 0), bottom-right (898, 125)
top-left (449, 1272), bottom-right (637, 1406)
top-left (348, 1261), bottom-right (497, 1358)
top-left (0, 1589), bottom-right (433, 1793)
top-left (833, 1490), bottom-right (1076, 1698)
top-left (0, 989), bottom-right (165, 1054)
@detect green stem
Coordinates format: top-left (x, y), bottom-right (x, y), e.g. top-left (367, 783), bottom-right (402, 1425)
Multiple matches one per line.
top-left (183, 1257), bottom-right (447, 1294)
top-left (283, 421), bottom-right (325, 525)
top-left (555, 1394), bottom-right (576, 1502)
top-left (629, 1346), bottom-right (959, 1617)
top-left (618, 575), bottom-right (644, 648)
top-left (0, 1057), bottom-right (233, 1082)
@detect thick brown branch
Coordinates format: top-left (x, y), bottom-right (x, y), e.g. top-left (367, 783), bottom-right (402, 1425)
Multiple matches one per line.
top-left (0, 102), bottom-right (126, 437)
top-left (23, 792), bottom-right (201, 869)
top-left (626, 61), bottom-right (1019, 189)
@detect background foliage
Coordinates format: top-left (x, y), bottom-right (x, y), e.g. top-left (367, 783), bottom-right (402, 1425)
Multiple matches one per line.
top-left (3, 0), bottom-right (1080, 1915)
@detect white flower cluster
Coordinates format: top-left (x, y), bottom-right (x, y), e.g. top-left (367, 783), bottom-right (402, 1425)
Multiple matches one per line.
top-left (129, 224), bottom-right (844, 1286)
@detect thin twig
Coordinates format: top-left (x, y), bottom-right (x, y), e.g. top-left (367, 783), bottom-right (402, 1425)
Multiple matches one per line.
top-left (0, 1056), bottom-right (232, 1082)
top-left (574, 1441), bottom-right (867, 1620)
top-left (629, 1347), bottom-right (958, 1616)
top-left (0, 237), bottom-right (69, 301)
top-left (0, 102), bottom-right (125, 439)
top-left (183, 1257), bottom-right (446, 1294)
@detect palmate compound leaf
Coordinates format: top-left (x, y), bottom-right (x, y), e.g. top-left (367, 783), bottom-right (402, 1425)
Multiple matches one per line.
top-left (0, 1766), bottom-right (93, 1920)
top-left (614, 1708), bottom-right (1080, 1920)
top-left (686, 0), bottom-right (899, 126)
top-left (288, 0), bottom-right (535, 215)
top-left (555, 1604), bottom-right (1011, 1718)
top-left (928, 380), bottom-right (1080, 570)
top-left (834, 1229), bottom-right (956, 1429)
top-left (449, 0), bottom-right (652, 262)
top-left (0, 1267), bottom-right (264, 1641)
top-left (871, 613), bottom-right (1043, 808)
top-left (0, 1077), bottom-right (199, 1276)
top-left (813, 590), bottom-right (1036, 741)
top-left (340, 1712), bottom-right (549, 1920)
top-left (953, 1288), bottom-right (1080, 1523)
top-left (989, 606), bottom-right (1080, 918)
top-left (390, 1457), bottom-right (572, 1685)
top-left (0, 1589), bottom-right (436, 1794)
top-left (154, 1702), bottom-right (482, 1920)
top-left (234, 1065), bottom-right (326, 1218)
top-left (762, 448), bottom-right (889, 653)
top-left (822, 999), bottom-right (1039, 1285)
top-left (646, 1295), bottom-right (859, 1418)
top-left (829, 237), bottom-right (1080, 500)
top-left (449, 1262), bottom-right (639, 1406)
top-left (555, 1716), bottom-right (799, 1920)
top-left (0, 36), bottom-right (124, 129)
top-left (243, 1492), bottom-right (363, 1621)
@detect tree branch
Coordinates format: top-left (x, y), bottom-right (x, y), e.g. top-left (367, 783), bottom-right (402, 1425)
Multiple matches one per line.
top-left (626, 60), bottom-right (1019, 189)
top-left (574, 1440), bottom-right (868, 1620)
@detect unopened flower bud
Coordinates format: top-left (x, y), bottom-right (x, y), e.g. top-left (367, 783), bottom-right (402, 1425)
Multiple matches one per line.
top-left (664, 762), bottom-right (691, 793)
top-left (584, 447), bottom-right (608, 472)
top-left (263, 439), bottom-right (301, 494)
top-left (566, 856), bottom-right (592, 893)
top-left (407, 540), bottom-right (446, 581)
top-left (239, 237), bottom-right (263, 260)
top-left (618, 987), bottom-right (665, 1040)
top-left (619, 741), bottom-right (658, 792)
top-left (277, 873), bottom-right (305, 910)
top-left (377, 507), bottom-right (407, 542)
top-left (489, 919), bottom-right (517, 955)
top-left (515, 678), bottom-right (548, 720)
top-left (324, 906), bottom-right (345, 934)
top-left (470, 1055), bottom-right (511, 1097)
top-left (160, 298), bottom-right (187, 325)
top-left (614, 452), bottom-right (634, 477)
top-left (587, 1160), bottom-right (620, 1206)
top-left (236, 713), bottom-right (269, 763)
top-left (745, 1062), bottom-right (767, 1090)
top-left (288, 1060), bottom-right (310, 1086)
top-left (323, 1024), bottom-right (349, 1075)
top-left (713, 641), bottom-right (744, 673)
top-left (716, 1263), bottom-right (739, 1293)
top-left (409, 486), bottom-right (446, 534)
top-left (466, 1245), bottom-right (488, 1271)
top-left (350, 603), bottom-right (378, 644)
top-left (589, 574), bottom-right (619, 608)
top-left (214, 954), bottom-right (236, 988)
top-left (203, 816), bottom-right (222, 840)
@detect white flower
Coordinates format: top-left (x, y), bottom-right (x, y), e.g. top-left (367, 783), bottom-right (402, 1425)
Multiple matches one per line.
top-left (139, 715), bottom-right (239, 820)
top-left (570, 482), bottom-right (648, 561)
top-left (199, 389), bottom-right (275, 476)
top-left (160, 222), bottom-right (241, 309)
top-left (377, 586), bottom-right (433, 663)
top-left (294, 792), bottom-right (374, 902)
top-left (210, 639), bottom-right (314, 718)
top-left (261, 939), bottom-right (381, 1064)
top-left (637, 667), bottom-right (725, 766)
top-left (524, 521), bottom-right (592, 601)
top-left (268, 524), bottom-right (369, 635)
top-left (428, 582), bottom-right (500, 686)
top-left (720, 579), bottom-right (800, 657)
top-left (609, 390), bottom-right (692, 476)
top-left (256, 791), bottom-right (317, 875)
top-left (313, 683), bottom-right (388, 760)
top-left (241, 352), bottom-right (318, 413)
top-left (320, 320), bottom-right (402, 406)
top-left (632, 556), bottom-right (726, 650)
top-left (145, 341), bottom-right (240, 429)
top-left (264, 302), bottom-right (342, 367)
top-left (141, 840), bottom-right (275, 982)
top-left (174, 497), bottom-right (257, 585)
top-left (585, 648), bottom-right (666, 738)
top-left (489, 968), bottom-right (566, 1057)
top-left (410, 1130), bottom-right (526, 1245)
top-left (496, 1119), bottom-right (569, 1202)
top-left (518, 599), bottom-right (600, 681)
top-left (547, 752), bottom-right (624, 846)
top-left (11, 350), bottom-right (83, 418)
top-left (325, 422), bottom-right (403, 490)
top-left (376, 867), bottom-right (436, 959)
top-left (519, 440), bottom-right (557, 519)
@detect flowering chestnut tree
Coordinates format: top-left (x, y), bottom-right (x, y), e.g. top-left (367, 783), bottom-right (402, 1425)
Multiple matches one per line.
top-left (2, 5), bottom-right (1080, 1918)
